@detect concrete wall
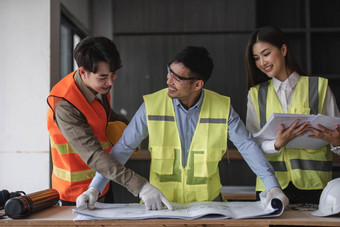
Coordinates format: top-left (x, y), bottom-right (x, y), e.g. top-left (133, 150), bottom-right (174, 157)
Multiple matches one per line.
top-left (0, 0), bottom-right (113, 194)
top-left (0, 0), bottom-right (51, 193)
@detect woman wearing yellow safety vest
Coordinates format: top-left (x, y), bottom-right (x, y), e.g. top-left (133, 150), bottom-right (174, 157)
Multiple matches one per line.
top-left (245, 26), bottom-right (340, 204)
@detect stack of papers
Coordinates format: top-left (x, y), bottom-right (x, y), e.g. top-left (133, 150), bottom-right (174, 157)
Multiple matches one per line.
top-left (73, 199), bottom-right (284, 220)
top-left (253, 113), bottom-right (340, 149)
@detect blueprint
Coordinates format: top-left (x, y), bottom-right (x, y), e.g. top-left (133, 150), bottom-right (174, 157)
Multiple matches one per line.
top-left (73, 199), bottom-right (284, 220)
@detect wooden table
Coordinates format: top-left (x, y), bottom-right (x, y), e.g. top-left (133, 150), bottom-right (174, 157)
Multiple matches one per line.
top-left (1, 206), bottom-right (339, 226)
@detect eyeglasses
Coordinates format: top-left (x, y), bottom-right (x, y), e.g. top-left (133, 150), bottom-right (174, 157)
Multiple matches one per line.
top-left (166, 64), bottom-right (198, 84)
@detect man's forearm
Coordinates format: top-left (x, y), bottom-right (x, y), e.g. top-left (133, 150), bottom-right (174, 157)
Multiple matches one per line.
top-left (86, 150), bottom-right (147, 196)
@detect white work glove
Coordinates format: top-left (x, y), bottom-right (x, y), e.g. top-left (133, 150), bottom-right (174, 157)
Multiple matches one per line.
top-left (139, 182), bottom-right (173, 211)
top-left (76, 187), bottom-right (99, 210)
top-left (261, 187), bottom-right (289, 209)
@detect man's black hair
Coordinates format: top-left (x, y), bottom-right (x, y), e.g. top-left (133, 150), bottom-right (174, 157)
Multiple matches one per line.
top-left (172, 46), bottom-right (213, 83)
top-left (73, 36), bottom-right (122, 73)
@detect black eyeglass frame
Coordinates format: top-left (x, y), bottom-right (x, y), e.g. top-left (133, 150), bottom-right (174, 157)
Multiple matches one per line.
top-left (167, 64), bottom-right (199, 81)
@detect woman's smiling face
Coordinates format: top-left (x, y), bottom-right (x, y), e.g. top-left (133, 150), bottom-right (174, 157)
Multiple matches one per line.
top-left (252, 41), bottom-right (288, 81)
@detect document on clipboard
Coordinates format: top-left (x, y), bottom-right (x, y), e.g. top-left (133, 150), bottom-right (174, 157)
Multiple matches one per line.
top-left (253, 113), bottom-right (340, 149)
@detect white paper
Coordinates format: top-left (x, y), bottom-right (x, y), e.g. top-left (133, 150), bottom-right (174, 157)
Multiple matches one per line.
top-left (253, 113), bottom-right (340, 149)
top-left (73, 200), bottom-right (284, 220)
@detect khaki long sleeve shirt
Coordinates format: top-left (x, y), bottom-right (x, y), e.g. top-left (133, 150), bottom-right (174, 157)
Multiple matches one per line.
top-left (53, 70), bottom-right (147, 196)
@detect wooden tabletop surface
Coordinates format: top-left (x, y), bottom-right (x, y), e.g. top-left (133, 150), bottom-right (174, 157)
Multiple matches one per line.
top-left (1, 205), bottom-right (340, 226)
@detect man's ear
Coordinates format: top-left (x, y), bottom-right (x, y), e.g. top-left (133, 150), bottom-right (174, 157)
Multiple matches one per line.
top-left (194, 80), bottom-right (204, 90)
top-left (78, 67), bottom-right (87, 79)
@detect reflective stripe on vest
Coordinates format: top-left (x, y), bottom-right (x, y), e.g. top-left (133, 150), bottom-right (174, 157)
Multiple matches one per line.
top-left (269, 161), bottom-right (287, 171)
top-left (148, 115), bottom-right (175, 121)
top-left (53, 166), bottom-right (95, 182)
top-left (258, 81), bottom-right (269, 128)
top-left (200, 118), bottom-right (227, 124)
top-left (270, 159), bottom-right (332, 172)
top-left (253, 76), bottom-right (331, 191)
top-left (290, 159), bottom-right (332, 172)
top-left (51, 138), bottom-right (111, 155)
top-left (144, 88), bottom-right (230, 203)
top-left (309, 77), bottom-right (319, 115)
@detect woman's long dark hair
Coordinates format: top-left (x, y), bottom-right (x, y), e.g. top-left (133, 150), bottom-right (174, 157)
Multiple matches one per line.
top-left (245, 26), bottom-right (305, 90)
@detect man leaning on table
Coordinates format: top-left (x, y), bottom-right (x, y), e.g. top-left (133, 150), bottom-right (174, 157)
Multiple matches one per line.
top-left (77, 46), bottom-right (288, 210)
top-left (47, 36), bottom-right (171, 210)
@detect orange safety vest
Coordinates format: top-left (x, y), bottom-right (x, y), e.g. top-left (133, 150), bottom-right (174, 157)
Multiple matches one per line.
top-left (47, 71), bottom-right (112, 202)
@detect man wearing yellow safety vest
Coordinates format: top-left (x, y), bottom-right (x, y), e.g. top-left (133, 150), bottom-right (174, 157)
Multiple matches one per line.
top-left (47, 37), bottom-right (169, 208)
top-left (77, 46), bottom-right (289, 210)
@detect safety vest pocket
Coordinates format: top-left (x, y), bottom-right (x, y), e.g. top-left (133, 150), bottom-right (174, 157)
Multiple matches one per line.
top-left (290, 107), bottom-right (310, 114)
top-left (150, 146), bottom-right (175, 175)
top-left (204, 149), bottom-right (225, 177)
top-left (193, 153), bottom-right (205, 177)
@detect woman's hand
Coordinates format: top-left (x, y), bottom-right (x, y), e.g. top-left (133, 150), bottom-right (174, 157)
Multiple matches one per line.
top-left (274, 120), bottom-right (310, 150)
top-left (309, 124), bottom-right (340, 146)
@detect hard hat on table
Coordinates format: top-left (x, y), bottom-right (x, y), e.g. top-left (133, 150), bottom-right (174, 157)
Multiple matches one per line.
top-left (311, 178), bottom-right (340, 216)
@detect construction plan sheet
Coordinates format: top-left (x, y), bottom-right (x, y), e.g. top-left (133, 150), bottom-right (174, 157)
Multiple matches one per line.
top-left (73, 199), bottom-right (284, 220)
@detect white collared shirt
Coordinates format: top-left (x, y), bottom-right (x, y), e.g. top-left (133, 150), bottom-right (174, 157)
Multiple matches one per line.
top-left (246, 72), bottom-right (340, 155)
top-left (272, 72), bottom-right (300, 113)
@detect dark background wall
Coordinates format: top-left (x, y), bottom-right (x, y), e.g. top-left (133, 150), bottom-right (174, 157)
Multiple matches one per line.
top-left (112, 0), bottom-right (340, 122)
top-left (112, 0), bottom-right (255, 121)
top-left (108, 0), bottom-right (340, 202)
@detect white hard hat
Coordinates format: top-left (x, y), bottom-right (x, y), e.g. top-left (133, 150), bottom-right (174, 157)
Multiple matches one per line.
top-left (311, 178), bottom-right (340, 216)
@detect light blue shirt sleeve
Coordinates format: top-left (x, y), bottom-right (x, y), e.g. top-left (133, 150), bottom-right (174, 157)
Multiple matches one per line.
top-left (228, 105), bottom-right (280, 191)
top-left (89, 103), bottom-right (149, 193)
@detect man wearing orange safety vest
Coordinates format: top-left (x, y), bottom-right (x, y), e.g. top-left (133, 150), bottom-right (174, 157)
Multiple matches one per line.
top-left (47, 37), bottom-right (169, 207)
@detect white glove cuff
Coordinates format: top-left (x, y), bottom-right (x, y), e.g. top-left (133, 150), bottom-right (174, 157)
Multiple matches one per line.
top-left (88, 187), bottom-right (99, 196)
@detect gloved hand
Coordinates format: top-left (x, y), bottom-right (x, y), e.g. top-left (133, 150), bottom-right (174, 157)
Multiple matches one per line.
top-left (76, 187), bottom-right (99, 210)
top-left (139, 182), bottom-right (173, 211)
top-left (263, 187), bottom-right (289, 209)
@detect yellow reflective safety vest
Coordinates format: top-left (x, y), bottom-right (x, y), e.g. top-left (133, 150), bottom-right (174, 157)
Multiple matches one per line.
top-left (249, 76), bottom-right (332, 191)
top-left (144, 88), bottom-right (230, 203)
